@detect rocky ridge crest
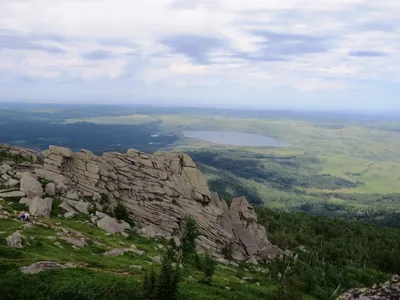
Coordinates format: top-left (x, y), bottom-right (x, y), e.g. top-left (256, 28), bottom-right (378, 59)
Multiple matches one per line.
top-left (1, 144), bottom-right (280, 261)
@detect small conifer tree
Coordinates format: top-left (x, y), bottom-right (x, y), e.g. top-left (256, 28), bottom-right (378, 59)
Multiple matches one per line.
top-left (180, 216), bottom-right (199, 262)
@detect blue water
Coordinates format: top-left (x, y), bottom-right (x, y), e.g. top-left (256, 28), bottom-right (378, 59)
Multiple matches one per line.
top-left (183, 131), bottom-right (289, 147)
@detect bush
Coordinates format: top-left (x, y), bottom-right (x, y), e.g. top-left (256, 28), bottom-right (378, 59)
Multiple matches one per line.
top-left (201, 252), bottom-right (217, 285)
top-left (142, 254), bottom-right (181, 300)
top-left (142, 269), bottom-right (157, 299)
top-left (221, 242), bottom-right (234, 261)
top-left (113, 201), bottom-right (134, 225)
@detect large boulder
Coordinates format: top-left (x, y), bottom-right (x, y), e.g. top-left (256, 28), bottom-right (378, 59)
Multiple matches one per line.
top-left (29, 197), bottom-right (53, 217)
top-left (6, 231), bottom-right (24, 248)
top-left (45, 183), bottom-right (56, 196)
top-left (49, 146), bottom-right (72, 158)
top-left (66, 190), bottom-right (80, 200)
top-left (34, 169), bottom-right (69, 186)
top-left (65, 200), bottom-right (91, 214)
top-left (60, 237), bottom-right (87, 248)
top-left (59, 201), bottom-right (76, 213)
top-left (20, 173), bottom-right (43, 199)
top-left (97, 215), bottom-right (131, 234)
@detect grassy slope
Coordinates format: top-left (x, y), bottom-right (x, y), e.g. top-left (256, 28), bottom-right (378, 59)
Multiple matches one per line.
top-left (2, 198), bottom-right (399, 300)
top-left (0, 198), bottom-right (283, 300)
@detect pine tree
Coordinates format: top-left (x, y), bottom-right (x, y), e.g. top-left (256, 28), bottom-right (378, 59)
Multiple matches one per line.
top-left (156, 255), bottom-right (180, 300)
top-left (180, 216), bottom-right (198, 262)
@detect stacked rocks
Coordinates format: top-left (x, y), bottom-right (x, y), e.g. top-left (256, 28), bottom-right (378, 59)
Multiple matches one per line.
top-left (33, 145), bottom-right (280, 261)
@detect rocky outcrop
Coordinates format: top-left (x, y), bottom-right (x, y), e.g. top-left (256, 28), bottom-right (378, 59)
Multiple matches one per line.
top-left (0, 143), bottom-right (42, 163)
top-left (21, 261), bottom-right (76, 274)
top-left (338, 275), bottom-right (400, 300)
top-left (30, 145), bottom-right (280, 261)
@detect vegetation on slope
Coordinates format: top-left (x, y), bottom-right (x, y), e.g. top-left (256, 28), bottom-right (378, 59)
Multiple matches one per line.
top-left (1, 195), bottom-right (400, 300)
top-left (257, 207), bottom-right (400, 299)
top-left (187, 149), bottom-right (400, 227)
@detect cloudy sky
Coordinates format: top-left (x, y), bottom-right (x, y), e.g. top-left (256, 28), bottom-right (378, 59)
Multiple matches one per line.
top-left (0, 0), bottom-right (399, 111)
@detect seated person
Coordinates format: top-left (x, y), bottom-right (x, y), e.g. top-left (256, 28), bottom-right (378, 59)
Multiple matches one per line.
top-left (18, 211), bottom-right (26, 221)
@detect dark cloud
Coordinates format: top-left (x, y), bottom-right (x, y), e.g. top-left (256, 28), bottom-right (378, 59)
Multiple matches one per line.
top-left (83, 50), bottom-right (115, 60)
top-left (250, 30), bottom-right (332, 56)
top-left (348, 50), bottom-right (388, 57)
top-left (0, 31), bottom-right (65, 54)
top-left (158, 31), bottom-right (329, 65)
top-left (160, 34), bottom-right (225, 64)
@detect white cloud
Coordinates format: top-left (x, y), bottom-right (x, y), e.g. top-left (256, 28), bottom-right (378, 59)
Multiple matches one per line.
top-left (0, 0), bottom-right (399, 102)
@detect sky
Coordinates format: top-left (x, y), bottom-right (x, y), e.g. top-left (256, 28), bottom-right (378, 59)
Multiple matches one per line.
top-left (0, 0), bottom-right (399, 112)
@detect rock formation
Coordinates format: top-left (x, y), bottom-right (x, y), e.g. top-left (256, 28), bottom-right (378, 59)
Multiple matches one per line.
top-left (1, 144), bottom-right (280, 261)
top-left (0, 143), bottom-right (42, 163)
top-left (337, 275), bottom-right (400, 300)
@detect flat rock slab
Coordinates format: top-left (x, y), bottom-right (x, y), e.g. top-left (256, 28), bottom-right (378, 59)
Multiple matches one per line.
top-left (21, 261), bottom-right (76, 274)
top-left (0, 191), bottom-right (25, 198)
top-left (60, 237), bottom-right (87, 248)
top-left (104, 248), bottom-right (145, 256)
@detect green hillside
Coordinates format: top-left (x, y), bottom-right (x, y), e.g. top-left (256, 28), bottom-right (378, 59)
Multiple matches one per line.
top-left (1, 198), bottom-right (399, 300)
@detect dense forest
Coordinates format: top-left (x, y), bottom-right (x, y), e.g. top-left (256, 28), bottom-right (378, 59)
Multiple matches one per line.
top-left (0, 117), bottom-right (176, 154)
top-left (187, 149), bottom-right (400, 228)
top-left (187, 150), bottom-right (359, 191)
top-left (257, 208), bottom-right (400, 299)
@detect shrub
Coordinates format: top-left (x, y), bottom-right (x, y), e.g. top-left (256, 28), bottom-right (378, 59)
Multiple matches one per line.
top-left (201, 252), bottom-right (217, 285)
top-left (156, 255), bottom-right (181, 300)
top-left (221, 242), bottom-right (234, 261)
top-left (142, 269), bottom-right (157, 299)
top-left (142, 254), bottom-right (181, 300)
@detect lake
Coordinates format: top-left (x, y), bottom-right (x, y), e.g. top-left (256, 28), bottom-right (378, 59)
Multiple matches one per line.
top-left (182, 131), bottom-right (289, 147)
